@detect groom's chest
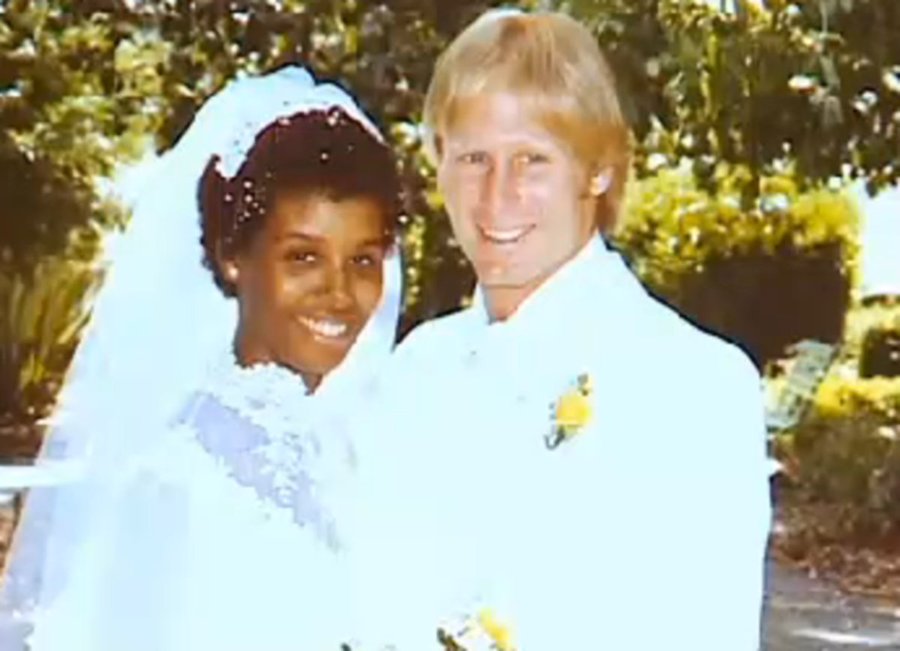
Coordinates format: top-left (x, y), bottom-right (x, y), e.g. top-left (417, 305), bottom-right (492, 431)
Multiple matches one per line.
top-left (410, 336), bottom-right (648, 540)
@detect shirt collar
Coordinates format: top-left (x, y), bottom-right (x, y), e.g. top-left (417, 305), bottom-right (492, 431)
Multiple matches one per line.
top-left (468, 234), bottom-right (616, 334)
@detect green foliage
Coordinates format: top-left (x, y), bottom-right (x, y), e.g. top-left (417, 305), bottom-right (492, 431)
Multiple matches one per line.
top-left (565, 0), bottom-right (900, 196)
top-left (841, 301), bottom-right (900, 363)
top-left (776, 374), bottom-right (900, 540)
top-left (0, 0), bottom-right (165, 269)
top-left (612, 166), bottom-right (860, 367)
top-left (859, 318), bottom-right (900, 378)
top-left (0, 256), bottom-right (98, 420)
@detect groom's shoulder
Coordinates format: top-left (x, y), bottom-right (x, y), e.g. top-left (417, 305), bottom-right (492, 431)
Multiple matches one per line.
top-left (634, 290), bottom-right (761, 395)
top-left (628, 297), bottom-right (765, 456)
top-left (395, 308), bottom-right (474, 361)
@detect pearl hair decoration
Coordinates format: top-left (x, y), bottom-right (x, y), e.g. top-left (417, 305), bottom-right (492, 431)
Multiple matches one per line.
top-left (211, 67), bottom-right (384, 182)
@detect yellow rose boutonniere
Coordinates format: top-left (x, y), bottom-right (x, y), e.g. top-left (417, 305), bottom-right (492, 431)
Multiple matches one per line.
top-left (476, 609), bottom-right (515, 651)
top-left (546, 373), bottom-right (593, 450)
top-left (437, 608), bottom-right (516, 651)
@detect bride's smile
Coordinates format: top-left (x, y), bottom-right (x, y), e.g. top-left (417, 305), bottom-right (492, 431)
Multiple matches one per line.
top-left (296, 315), bottom-right (350, 340)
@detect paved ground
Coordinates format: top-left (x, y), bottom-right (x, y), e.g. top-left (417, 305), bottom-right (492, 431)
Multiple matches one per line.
top-left (764, 556), bottom-right (900, 650)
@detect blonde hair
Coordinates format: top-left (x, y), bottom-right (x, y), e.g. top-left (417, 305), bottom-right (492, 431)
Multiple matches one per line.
top-left (423, 9), bottom-right (632, 232)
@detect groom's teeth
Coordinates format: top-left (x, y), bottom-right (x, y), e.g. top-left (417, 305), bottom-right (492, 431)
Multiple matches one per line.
top-left (481, 226), bottom-right (529, 243)
top-left (300, 317), bottom-right (348, 338)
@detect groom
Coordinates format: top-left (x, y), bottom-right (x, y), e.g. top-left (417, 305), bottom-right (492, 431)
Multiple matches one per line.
top-left (371, 8), bottom-right (771, 650)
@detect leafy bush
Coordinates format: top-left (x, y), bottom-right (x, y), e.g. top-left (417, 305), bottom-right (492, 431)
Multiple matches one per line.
top-left (775, 375), bottom-right (900, 541)
top-left (841, 302), bottom-right (900, 364)
top-left (0, 6), bottom-right (160, 271)
top-left (859, 321), bottom-right (900, 379)
top-left (0, 256), bottom-right (98, 424)
top-left (613, 167), bottom-right (860, 369)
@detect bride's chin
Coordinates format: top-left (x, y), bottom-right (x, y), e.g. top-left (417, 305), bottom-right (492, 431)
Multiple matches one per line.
top-left (288, 347), bottom-right (353, 379)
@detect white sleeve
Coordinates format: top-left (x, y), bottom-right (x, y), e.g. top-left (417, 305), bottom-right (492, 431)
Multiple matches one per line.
top-left (12, 422), bottom-right (195, 651)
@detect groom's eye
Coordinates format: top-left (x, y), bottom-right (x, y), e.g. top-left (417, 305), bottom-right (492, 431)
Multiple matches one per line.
top-left (518, 152), bottom-right (549, 165)
top-left (457, 151), bottom-right (488, 165)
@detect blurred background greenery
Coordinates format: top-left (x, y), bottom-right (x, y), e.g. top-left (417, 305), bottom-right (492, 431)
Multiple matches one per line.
top-left (1, 0), bottom-right (899, 595)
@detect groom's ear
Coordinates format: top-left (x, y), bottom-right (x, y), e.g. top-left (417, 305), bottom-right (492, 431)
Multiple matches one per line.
top-left (589, 167), bottom-right (613, 197)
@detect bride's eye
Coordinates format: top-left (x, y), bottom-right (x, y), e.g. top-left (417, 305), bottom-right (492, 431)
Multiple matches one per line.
top-left (285, 249), bottom-right (318, 264)
top-left (351, 252), bottom-right (381, 268)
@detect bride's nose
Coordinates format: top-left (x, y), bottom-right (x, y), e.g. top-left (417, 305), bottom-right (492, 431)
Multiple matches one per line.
top-left (319, 264), bottom-right (355, 311)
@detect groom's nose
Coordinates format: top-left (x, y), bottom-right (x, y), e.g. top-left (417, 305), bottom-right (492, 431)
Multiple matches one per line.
top-left (479, 158), bottom-right (521, 223)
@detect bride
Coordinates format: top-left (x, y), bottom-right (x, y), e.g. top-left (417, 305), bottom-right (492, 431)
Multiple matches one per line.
top-left (0, 66), bottom-right (403, 650)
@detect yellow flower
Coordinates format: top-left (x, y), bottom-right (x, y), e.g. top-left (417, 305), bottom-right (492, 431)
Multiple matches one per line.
top-left (555, 374), bottom-right (593, 430)
top-left (546, 373), bottom-right (594, 449)
top-left (477, 609), bottom-right (515, 651)
top-left (555, 391), bottom-right (592, 430)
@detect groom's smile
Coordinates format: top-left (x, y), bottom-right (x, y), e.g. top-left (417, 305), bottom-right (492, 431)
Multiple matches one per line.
top-left (477, 223), bottom-right (536, 247)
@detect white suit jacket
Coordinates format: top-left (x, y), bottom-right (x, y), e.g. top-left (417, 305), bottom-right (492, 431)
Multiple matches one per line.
top-left (359, 235), bottom-right (772, 650)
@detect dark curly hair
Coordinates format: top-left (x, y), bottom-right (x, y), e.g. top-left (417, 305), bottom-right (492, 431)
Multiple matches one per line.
top-left (199, 105), bottom-right (404, 297)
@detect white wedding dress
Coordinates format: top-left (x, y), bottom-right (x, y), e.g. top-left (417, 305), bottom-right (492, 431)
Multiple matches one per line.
top-left (0, 66), bottom-right (402, 651)
top-left (24, 355), bottom-right (364, 651)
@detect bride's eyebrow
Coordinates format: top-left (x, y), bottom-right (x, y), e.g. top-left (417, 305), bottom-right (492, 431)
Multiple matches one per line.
top-left (355, 237), bottom-right (386, 248)
top-left (276, 232), bottom-right (322, 243)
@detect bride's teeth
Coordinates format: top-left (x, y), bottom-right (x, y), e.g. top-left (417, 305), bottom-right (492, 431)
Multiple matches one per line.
top-left (301, 318), bottom-right (348, 338)
top-left (481, 226), bottom-right (529, 243)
